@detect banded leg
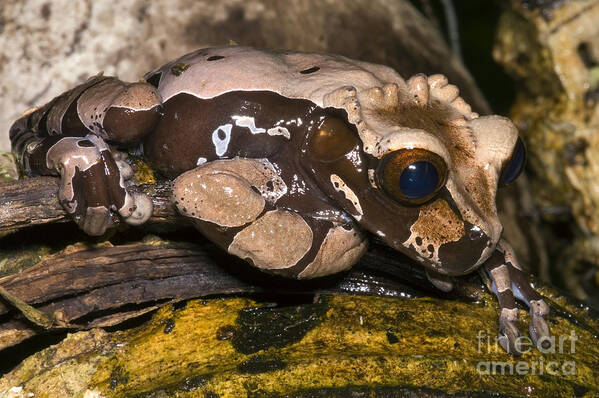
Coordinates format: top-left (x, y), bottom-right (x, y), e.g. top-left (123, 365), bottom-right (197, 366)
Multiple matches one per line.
top-left (484, 250), bottom-right (522, 354)
top-left (10, 75), bottom-right (161, 235)
top-left (172, 158), bottom-right (368, 279)
top-left (485, 239), bottom-right (552, 354)
top-left (500, 241), bottom-right (552, 349)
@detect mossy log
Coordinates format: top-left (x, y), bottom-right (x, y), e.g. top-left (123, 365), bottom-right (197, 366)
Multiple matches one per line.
top-left (0, 234), bottom-right (438, 351)
top-left (1, 291), bottom-right (598, 397)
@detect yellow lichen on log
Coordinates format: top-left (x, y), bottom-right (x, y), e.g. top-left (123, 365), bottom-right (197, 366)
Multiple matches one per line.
top-left (1, 293), bottom-right (598, 397)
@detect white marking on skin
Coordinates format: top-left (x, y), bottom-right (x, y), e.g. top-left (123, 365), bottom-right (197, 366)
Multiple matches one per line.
top-left (232, 116), bottom-right (266, 135)
top-left (330, 174), bottom-right (363, 216)
top-left (500, 307), bottom-right (519, 321)
top-left (376, 230), bottom-right (386, 237)
top-left (473, 244), bottom-right (496, 268)
top-left (255, 158), bottom-right (288, 202)
top-left (212, 124), bottom-right (233, 156)
top-left (66, 199), bottom-right (78, 214)
top-left (231, 115), bottom-right (291, 140)
top-left (267, 126), bottom-right (291, 139)
top-left (368, 169), bottom-right (377, 188)
top-left (197, 157), bottom-right (207, 166)
top-left (289, 173), bottom-right (307, 195)
top-left (490, 264), bottom-right (511, 292)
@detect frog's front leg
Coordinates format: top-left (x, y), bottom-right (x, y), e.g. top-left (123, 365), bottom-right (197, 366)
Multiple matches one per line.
top-left (172, 157), bottom-right (368, 278)
top-left (484, 240), bottom-right (551, 354)
top-left (43, 135), bottom-right (152, 235)
top-left (10, 75), bottom-right (161, 235)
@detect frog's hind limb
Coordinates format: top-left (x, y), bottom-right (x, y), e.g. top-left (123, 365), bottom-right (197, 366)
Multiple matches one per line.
top-left (484, 240), bottom-right (551, 355)
top-left (172, 157), bottom-right (368, 279)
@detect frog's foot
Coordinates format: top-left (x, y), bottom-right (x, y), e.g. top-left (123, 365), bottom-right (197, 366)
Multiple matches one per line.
top-left (47, 135), bottom-right (152, 235)
top-left (507, 261), bottom-right (551, 350)
top-left (485, 240), bottom-right (552, 354)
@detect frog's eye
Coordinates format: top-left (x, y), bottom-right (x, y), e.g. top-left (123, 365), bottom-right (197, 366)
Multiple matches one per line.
top-left (377, 149), bottom-right (448, 205)
top-left (499, 137), bottom-right (526, 186)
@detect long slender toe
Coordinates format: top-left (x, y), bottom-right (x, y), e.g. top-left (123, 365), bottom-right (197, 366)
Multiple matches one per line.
top-left (529, 299), bottom-right (551, 349)
top-left (499, 308), bottom-right (523, 355)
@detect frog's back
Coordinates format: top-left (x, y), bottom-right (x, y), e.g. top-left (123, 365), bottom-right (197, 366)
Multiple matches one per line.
top-left (143, 46), bottom-right (404, 178)
top-left (145, 46), bottom-right (404, 105)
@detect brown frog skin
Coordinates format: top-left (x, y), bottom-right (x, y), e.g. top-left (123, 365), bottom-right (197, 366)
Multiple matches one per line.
top-left (9, 46), bottom-right (550, 354)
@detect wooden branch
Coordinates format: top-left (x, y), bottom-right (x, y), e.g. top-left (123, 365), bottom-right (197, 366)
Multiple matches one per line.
top-left (0, 176), bottom-right (182, 233)
top-left (0, 177), bottom-right (66, 232)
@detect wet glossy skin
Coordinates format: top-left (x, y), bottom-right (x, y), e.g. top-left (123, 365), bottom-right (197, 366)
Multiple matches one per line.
top-left (142, 88), bottom-right (490, 277)
top-left (9, 46), bottom-right (551, 354)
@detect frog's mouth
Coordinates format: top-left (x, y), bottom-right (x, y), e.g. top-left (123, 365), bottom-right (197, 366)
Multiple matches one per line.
top-left (399, 219), bottom-right (497, 277)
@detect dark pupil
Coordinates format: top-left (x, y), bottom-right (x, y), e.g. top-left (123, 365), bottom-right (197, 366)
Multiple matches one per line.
top-left (500, 138), bottom-right (526, 185)
top-left (399, 161), bottom-right (439, 199)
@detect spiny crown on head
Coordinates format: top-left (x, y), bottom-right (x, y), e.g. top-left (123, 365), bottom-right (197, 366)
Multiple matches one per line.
top-left (345, 73), bottom-right (519, 243)
top-left (356, 74), bottom-right (479, 161)
top-left (348, 72), bottom-right (519, 184)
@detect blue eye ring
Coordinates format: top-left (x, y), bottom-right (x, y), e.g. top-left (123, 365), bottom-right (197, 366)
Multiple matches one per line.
top-left (377, 148), bottom-right (448, 205)
top-left (499, 137), bottom-right (526, 186)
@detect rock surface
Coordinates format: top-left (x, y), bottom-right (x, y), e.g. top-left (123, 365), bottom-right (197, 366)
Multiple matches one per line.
top-left (0, 0), bottom-right (489, 152)
top-left (494, 0), bottom-right (599, 301)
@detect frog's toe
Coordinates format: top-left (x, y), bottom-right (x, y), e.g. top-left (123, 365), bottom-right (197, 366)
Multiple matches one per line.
top-left (529, 299), bottom-right (551, 350)
top-left (498, 308), bottom-right (524, 355)
top-left (122, 192), bottom-right (153, 226)
top-left (116, 158), bottom-right (134, 180)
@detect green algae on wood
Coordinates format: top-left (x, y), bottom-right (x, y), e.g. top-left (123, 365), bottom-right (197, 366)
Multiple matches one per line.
top-left (0, 153), bottom-right (18, 182)
top-left (1, 293), bottom-right (597, 398)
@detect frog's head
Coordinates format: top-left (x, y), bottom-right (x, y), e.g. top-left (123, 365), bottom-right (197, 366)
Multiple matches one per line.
top-left (308, 74), bottom-right (525, 276)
